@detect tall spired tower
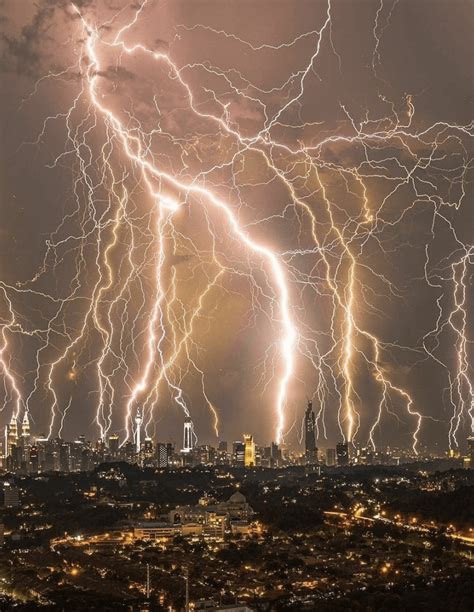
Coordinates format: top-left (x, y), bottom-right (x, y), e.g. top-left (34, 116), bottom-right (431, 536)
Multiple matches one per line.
top-left (21, 412), bottom-right (30, 446)
top-left (20, 412), bottom-right (31, 463)
top-left (135, 408), bottom-right (143, 455)
top-left (4, 414), bottom-right (18, 458)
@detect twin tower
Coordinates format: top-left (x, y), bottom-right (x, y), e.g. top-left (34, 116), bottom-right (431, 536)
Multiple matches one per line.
top-left (134, 409), bottom-right (194, 454)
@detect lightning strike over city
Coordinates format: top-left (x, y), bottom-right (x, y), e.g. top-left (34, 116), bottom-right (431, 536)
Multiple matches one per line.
top-left (1, 2), bottom-right (474, 610)
top-left (0, 0), bottom-right (472, 457)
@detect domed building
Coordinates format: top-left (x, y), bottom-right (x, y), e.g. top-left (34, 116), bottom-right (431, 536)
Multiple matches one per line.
top-left (218, 490), bottom-right (254, 519)
top-left (168, 489), bottom-right (254, 527)
top-left (229, 491), bottom-right (246, 504)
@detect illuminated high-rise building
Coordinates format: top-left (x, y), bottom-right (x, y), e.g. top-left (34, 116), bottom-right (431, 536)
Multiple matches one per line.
top-left (336, 441), bottom-right (349, 466)
top-left (233, 441), bottom-right (245, 467)
top-left (244, 434), bottom-right (255, 467)
top-left (70, 438), bottom-right (85, 471)
top-left (156, 442), bottom-right (169, 468)
top-left (135, 408), bottom-right (143, 455)
top-left (59, 443), bottom-right (70, 472)
top-left (108, 434), bottom-right (119, 458)
top-left (198, 445), bottom-right (215, 465)
top-left (95, 438), bottom-right (106, 463)
top-left (183, 417), bottom-right (194, 453)
top-left (20, 418), bottom-right (29, 469)
top-left (304, 401), bottom-right (317, 464)
top-left (467, 436), bottom-right (474, 467)
top-left (143, 437), bottom-right (153, 460)
top-left (4, 415), bottom-right (18, 459)
top-left (21, 412), bottom-right (30, 447)
top-left (29, 445), bottom-right (39, 473)
top-left (2, 482), bottom-right (20, 508)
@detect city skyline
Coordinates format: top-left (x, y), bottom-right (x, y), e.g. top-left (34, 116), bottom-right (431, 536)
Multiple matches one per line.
top-left (4, 403), bottom-right (472, 477)
top-left (0, 0), bottom-right (472, 452)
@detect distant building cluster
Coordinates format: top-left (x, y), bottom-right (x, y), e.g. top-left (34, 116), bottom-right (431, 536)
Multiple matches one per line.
top-left (2, 407), bottom-right (473, 475)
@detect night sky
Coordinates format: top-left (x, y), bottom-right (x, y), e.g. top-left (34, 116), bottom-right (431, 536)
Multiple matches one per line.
top-left (0, 0), bottom-right (472, 452)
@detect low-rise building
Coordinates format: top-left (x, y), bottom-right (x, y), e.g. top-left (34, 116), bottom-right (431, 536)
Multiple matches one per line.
top-left (134, 522), bottom-right (177, 541)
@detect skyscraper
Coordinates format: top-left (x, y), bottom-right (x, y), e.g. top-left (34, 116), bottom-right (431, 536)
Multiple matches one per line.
top-left (2, 482), bottom-right (20, 508)
top-left (108, 434), bottom-right (119, 458)
top-left (325, 448), bottom-right (336, 467)
top-left (166, 442), bottom-right (174, 465)
top-left (20, 412), bottom-right (30, 468)
top-left (304, 401), bottom-right (317, 464)
top-left (243, 434), bottom-right (255, 467)
top-left (21, 412), bottom-right (30, 446)
top-left (336, 441), bottom-right (349, 466)
top-left (4, 415), bottom-right (18, 460)
top-left (135, 408), bottom-right (143, 455)
top-left (468, 436), bottom-right (474, 467)
top-left (143, 437), bottom-right (154, 460)
top-left (271, 442), bottom-right (282, 464)
top-left (233, 441), bottom-right (245, 467)
top-left (156, 442), bottom-right (169, 468)
top-left (29, 445), bottom-right (39, 473)
top-left (183, 417), bottom-right (194, 453)
top-left (59, 443), bottom-right (70, 472)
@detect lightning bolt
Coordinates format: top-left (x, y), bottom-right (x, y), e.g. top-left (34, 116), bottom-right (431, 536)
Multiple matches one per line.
top-left (0, 0), bottom-right (471, 457)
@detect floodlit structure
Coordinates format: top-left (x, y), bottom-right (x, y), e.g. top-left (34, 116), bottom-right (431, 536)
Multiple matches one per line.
top-left (183, 417), bottom-right (194, 453)
top-left (244, 434), bottom-right (255, 467)
top-left (4, 415), bottom-right (18, 459)
top-left (135, 408), bottom-right (143, 455)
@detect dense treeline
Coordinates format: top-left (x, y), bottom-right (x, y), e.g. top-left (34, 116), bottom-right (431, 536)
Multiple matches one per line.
top-left (386, 485), bottom-right (474, 527)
